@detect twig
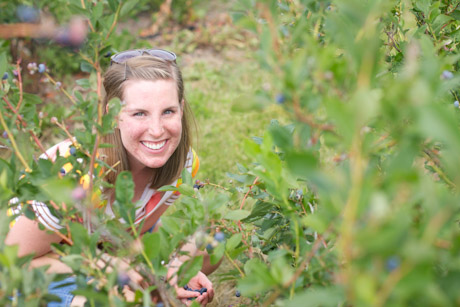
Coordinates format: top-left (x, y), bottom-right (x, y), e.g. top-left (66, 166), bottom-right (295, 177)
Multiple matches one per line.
top-left (14, 59), bottom-right (23, 113)
top-left (292, 95), bottom-right (335, 132)
top-left (225, 250), bottom-right (245, 278)
top-left (0, 109), bottom-right (30, 171)
top-left (422, 151), bottom-right (456, 190)
top-left (44, 72), bottom-right (77, 105)
top-left (385, 30), bottom-right (401, 53)
top-left (239, 176), bottom-right (258, 210)
top-left (105, 3), bottom-right (122, 40)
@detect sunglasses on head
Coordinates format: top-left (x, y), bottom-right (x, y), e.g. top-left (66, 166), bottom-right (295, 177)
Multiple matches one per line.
top-left (110, 49), bottom-right (177, 65)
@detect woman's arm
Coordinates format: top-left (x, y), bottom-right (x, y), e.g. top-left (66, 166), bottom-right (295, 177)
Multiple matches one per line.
top-left (5, 216), bottom-right (62, 258)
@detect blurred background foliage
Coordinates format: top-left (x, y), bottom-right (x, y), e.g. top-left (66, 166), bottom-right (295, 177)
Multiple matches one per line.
top-left (1, 0), bottom-right (460, 306)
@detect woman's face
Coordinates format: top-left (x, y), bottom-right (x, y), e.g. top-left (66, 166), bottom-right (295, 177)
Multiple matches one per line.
top-left (118, 79), bottom-right (183, 174)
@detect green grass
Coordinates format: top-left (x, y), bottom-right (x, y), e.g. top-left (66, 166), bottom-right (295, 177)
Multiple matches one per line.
top-left (183, 49), bottom-right (288, 184)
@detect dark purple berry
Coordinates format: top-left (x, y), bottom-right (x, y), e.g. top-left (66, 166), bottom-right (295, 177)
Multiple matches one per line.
top-left (214, 232), bottom-right (225, 242)
top-left (235, 290), bottom-right (241, 297)
top-left (385, 256), bottom-right (400, 272)
top-left (206, 244), bottom-right (213, 252)
top-left (69, 146), bottom-right (76, 156)
top-left (2, 131), bottom-right (8, 139)
top-left (38, 64), bottom-right (46, 73)
top-left (193, 183), bottom-right (204, 190)
top-left (60, 168), bottom-right (66, 175)
top-left (275, 93), bottom-right (286, 104)
top-left (117, 273), bottom-right (130, 288)
top-left (183, 285), bottom-right (191, 290)
top-left (199, 287), bottom-right (207, 294)
top-left (16, 5), bottom-right (39, 23)
top-left (104, 51), bottom-right (112, 58)
top-left (2, 72), bottom-right (8, 80)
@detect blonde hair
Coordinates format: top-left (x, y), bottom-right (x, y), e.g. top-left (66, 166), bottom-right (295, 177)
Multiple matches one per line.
top-left (100, 55), bottom-right (193, 189)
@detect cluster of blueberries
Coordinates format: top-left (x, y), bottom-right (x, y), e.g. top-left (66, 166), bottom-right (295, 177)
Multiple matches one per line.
top-left (193, 180), bottom-right (205, 190)
top-left (183, 284), bottom-right (207, 300)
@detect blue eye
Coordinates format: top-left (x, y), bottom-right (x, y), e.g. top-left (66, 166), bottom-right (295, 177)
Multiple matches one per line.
top-left (164, 110), bottom-right (174, 115)
top-left (133, 112), bottom-right (145, 117)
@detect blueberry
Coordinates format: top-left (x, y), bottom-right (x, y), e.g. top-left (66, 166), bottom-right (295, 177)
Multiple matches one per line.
top-left (235, 290), bottom-right (241, 297)
top-left (199, 287), bottom-right (207, 294)
top-left (275, 93), bottom-right (286, 104)
top-left (38, 64), bottom-right (46, 73)
top-left (2, 131), bottom-right (8, 139)
top-left (183, 285), bottom-right (191, 290)
top-left (442, 70), bottom-right (454, 80)
top-left (214, 232), bottom-right (225, 242)
top-left (206, 243), bottom-right (214, 252)
top-left (385, 256), bottom-right (400, 272)
top-left (117, 272), bottom-right (130, 288)
top-left (2, 72), bottom-right (8, 80)
top-left (60, 168), bottom-right (66, 175)
top-left (455, 101), bottom-right (459, 108)
top-left (69, 146), bottom-right (76, 156)
top-left (16, 5), bottom-right (39, 23)
top-left (104, 51), bottom-right (112, 58)
top-left (193, 183), bottom-right (204, 190)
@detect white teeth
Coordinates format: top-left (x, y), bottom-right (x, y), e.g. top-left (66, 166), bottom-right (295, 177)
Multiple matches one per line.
top-left (142, 141), bottom-right (166, 150)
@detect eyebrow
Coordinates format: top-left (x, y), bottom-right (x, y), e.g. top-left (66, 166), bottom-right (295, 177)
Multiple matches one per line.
top-left (122, 105), bottom-right (181, 112)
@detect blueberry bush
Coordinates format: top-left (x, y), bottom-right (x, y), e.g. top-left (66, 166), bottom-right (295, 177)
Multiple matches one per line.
top-left (1, 0), bottom-right (460, 306)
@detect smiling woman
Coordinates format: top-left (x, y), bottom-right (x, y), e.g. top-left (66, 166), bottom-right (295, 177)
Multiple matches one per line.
top-left (118, 79), bottom-right (183, 175)
top-left (5, 50), bottom-right (216, 306)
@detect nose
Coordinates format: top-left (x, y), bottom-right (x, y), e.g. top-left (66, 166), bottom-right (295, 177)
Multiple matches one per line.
top-left (148, 117), bottom-right (164, 138)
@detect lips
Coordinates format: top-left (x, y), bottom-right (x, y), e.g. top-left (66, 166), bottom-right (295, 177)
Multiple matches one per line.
top-left (141, 140), bottom-right (166, 150)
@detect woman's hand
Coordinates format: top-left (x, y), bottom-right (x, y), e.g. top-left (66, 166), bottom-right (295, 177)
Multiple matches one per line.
top-left (175, 271), bottom-right (214, 306)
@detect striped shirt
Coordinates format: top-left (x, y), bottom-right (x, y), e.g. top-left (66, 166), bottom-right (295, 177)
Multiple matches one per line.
top-left (7, 140), bottom-right (200, 231)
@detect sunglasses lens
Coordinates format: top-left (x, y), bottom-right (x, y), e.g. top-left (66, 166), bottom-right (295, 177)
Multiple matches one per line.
top-left (147, 49), bottom-right (177, 61)
top-left (111, 49), bottom-right (176, 64)
top-left (111, 50), bottom-right (140, 63)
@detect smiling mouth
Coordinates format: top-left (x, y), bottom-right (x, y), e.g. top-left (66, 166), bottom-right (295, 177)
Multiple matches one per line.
top-left (142, 140), bottom-right (166, 150)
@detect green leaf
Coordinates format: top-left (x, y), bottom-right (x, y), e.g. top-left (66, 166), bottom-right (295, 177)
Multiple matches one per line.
top-left (285, 150), bottom-right (318, 179)
top-left (226, 233), bottom-right (242, 251)
top-left (76, 78), bottom-right (91, 89)
top-left (178, 183), bottom-right (195, 196)
top-left (181, 167), bottom-right (193, 185)
top-left (142, 232), bottom-right (161, 261)
top-left (115, 171), bottom-right (134, 205)
top-left (242, 201), bottom-right (273, 222)
top-left (61, 254), bottom-right (85, 270)
top-left (177, 256), bottom-right (203, 287)
top-left (284, 286), bottom-right (344, 307)
top-left (108, 0), bottom-right (119, 12)
top-left (210, 242), bottom-right (225, 265)
top-left (120, 0), bottom-right (140, 17)
top-left (224, 209), bottom-right (250, 221)
top-left (157, 185), bottom-right (179, 192)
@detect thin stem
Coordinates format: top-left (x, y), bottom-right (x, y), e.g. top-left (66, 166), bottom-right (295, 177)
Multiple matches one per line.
top-left (224, 250), bottom-right (245, 278)
top-left (105, 3), bottom-right (122, 40)
top-left (423, 151), bottom-right (456, 190)
top-left (0, 109), bottom-right (30, 171)
top-left (44, 72), bottom-right (77, 105)
top-left (14, 59), bottom-right (23, 113)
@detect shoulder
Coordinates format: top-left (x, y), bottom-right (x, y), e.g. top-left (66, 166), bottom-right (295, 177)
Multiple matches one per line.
top-left (39, 139), bottom-right (74, 161)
